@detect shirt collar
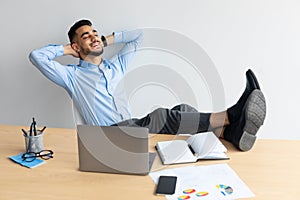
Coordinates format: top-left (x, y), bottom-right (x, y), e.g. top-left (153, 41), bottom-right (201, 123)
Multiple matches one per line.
top-left (78, 59), bottom-right (110, 70)
top-left (79, 59), bottom-right (98, 68)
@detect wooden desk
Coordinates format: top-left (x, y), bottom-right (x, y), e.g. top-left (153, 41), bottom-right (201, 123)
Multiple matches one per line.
top-left (0, 124), bottom-right (299, 200)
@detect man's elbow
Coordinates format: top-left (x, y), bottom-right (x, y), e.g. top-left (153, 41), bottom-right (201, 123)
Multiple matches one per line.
top-left (29, 49), bottom-right (38, 64)
top-left (28, 49), bottom-right (45, 68)
top-left (136, 29), bottom-right (143, 41)
top-left (132, 29), bottom-right (144, 47)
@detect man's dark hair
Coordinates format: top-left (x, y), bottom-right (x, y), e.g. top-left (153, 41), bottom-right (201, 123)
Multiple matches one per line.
top-left (68, 19), bottom-right (92, 43)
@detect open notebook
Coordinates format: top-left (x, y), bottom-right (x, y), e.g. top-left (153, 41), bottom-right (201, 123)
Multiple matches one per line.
top-left (156, 132), bottom-right (229, 165)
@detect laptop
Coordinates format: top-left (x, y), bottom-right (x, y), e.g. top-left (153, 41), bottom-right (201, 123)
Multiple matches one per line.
top-left (77, 125), bottom-right (156, 175)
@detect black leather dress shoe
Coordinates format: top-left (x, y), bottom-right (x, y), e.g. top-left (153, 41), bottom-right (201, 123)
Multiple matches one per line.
top-left (224, 89), bottom-right (266, 151)
top-left (227, 69), bottom-right (261, 123)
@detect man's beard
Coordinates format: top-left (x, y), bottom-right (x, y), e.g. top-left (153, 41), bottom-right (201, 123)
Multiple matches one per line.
top-left (88, 48), bottom-right (104, 56)
top-left (82, 46), bottom-right (104, 57)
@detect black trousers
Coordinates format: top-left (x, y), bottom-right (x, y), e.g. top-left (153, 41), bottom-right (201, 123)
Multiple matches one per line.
top-left (113, 104), bottom-right (211, 135)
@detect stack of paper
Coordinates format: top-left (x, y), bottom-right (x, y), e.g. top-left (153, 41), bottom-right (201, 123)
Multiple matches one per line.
top-left (150, 163), bottom-right (254, 200)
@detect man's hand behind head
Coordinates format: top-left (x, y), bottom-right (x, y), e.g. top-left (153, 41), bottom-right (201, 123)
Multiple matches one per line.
top-left (64, 44), bottom-right (79, 58)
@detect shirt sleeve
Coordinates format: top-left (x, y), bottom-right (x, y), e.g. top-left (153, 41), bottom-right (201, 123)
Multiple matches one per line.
top-left (111, 29), bottom-right (143, 73)
top-left (29, 45), bottom-right (74, 90)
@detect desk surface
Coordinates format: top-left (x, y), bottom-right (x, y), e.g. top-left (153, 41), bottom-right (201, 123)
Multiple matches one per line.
top-left (0, 124), bottom-right (299, 200)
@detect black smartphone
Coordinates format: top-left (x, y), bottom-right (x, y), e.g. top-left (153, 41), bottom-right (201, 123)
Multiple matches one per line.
top-left (155, 175), bottom-right (177, 195)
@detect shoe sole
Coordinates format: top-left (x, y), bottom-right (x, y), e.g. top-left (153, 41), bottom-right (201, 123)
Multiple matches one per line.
top-left (239, 89), bottom-right (266, 151)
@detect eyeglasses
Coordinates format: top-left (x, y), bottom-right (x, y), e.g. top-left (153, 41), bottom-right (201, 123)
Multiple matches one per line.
top-left (22, 150), bottom-right (54, 162)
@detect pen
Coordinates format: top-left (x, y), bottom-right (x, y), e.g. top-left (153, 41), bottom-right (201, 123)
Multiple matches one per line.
top-left (188, 144), bottom-right (198, 157)
top-left (32, 117), bottom-right (37, 136)
top-left (29, 123), bottom-right (33, 136)
top-left (40, 126), bottom-right (47, 133)
top-left (21, 129), bottom-right (28, 137)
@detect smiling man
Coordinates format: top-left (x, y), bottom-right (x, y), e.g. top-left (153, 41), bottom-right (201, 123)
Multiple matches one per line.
top-left (30, 19), bottom-right (142, 126)
top-left (29, 19), bottom-right (266, 151)
top-left (67, 20), bottom-right (106, 61)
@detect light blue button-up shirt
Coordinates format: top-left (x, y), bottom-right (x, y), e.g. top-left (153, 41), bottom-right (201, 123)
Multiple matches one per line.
top-left (29, 30), bottom-right (143, 126)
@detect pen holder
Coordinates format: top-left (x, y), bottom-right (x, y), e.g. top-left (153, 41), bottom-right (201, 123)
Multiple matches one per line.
top-left (24, 131), bottom-right (44, 153)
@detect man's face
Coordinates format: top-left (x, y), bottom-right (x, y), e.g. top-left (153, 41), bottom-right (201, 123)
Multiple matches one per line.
top-left (72, 25), bottom-right (104, 57)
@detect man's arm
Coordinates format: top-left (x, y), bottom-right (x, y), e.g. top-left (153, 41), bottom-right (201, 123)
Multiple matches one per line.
top-left (108, 29), bottom-right (143, 73)
top-left (29, 45), bottom-right (75, 90)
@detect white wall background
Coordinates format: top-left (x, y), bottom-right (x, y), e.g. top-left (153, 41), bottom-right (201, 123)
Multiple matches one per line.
top-left (1, 0), bottom-right (299, 140)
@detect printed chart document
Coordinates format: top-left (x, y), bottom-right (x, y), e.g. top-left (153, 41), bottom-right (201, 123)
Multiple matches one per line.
top-left (150, 163), bottom-right (255, 200)
top-left (156, 132), bottom-right (229, 165)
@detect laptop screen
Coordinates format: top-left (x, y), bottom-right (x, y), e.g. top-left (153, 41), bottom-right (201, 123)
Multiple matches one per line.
top-left (77, 125), bottom-right (153, 175)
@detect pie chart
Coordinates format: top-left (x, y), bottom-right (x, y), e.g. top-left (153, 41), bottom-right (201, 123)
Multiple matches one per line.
top-left (216, 184), bottom-right (233, 196)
